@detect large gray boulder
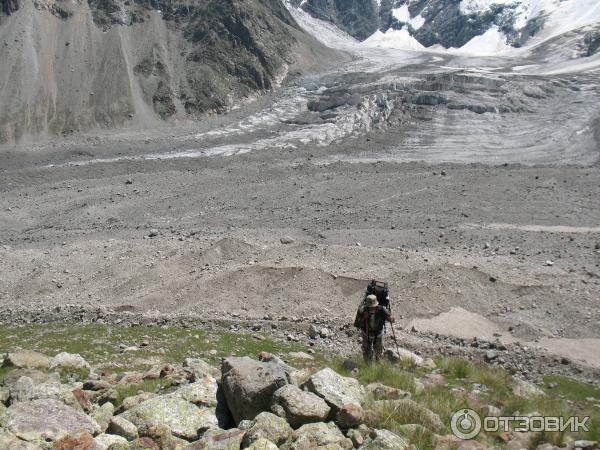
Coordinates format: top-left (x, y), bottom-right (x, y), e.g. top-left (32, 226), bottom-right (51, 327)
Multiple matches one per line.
top-left (176, 377), bottom-right (218, 407)
top-left (289, 422), bottom-right (353, 449)
top-left (221, 357), bottom-right (289, 424)
top-left (271, 384), bottom-right (331, 428)
top-left (120, 393), bottom-right (218, 440)
top-left (242, 412), bottom-right (294, 447)
top-left (359, 429), bottom-right (409, 450)
top-left (3, 399), bottom-right (101, 442)
top-left (303, 368), bottom-right (365, 412)
top-left (3, 350), bottom-right (50, 369)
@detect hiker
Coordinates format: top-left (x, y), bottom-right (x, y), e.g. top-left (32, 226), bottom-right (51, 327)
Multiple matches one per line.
top-left (354, 294), bottom-right (395, 362)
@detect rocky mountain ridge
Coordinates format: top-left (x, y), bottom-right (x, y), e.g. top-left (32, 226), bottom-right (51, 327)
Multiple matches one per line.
top-left (289, 0), bottom-right (600, 51)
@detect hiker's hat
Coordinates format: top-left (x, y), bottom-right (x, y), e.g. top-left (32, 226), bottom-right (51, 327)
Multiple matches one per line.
top-left (366, 295), bottom-right (378, 307)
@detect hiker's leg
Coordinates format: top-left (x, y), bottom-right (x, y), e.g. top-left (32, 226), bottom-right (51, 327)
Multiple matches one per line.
top-left (374, 333), bottom-right (384, 361)
top-left (362, 335), bottom-right (372, 362)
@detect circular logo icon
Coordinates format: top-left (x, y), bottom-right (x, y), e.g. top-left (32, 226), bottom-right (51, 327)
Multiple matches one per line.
top-left (451, 409), bottom-right (482, 440)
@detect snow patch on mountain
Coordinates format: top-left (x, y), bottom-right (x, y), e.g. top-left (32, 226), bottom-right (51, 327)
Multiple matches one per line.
top-left (364, 28), bottom-right (426, 51)
top-left (392, 5), bottom-right (426, 30)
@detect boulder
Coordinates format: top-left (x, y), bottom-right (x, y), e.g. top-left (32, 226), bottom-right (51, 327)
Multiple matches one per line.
top-left (512, 379), bottom-right (546, 398)
top-left (91, 402), bottom-right (115, 433)
top-left (9, 376), bottom-right (82, 410)
top-left (109, 416), bottom-right (139, 440)
top-left (246, 438), bottom-right (279, 450)
top-left (242, 412), bottom-right (293, 447)
top-left (120, 392), bottom-right (157, 411)
top-left (53, 430), bottom-right (100, 450)
top-left (288, 368), bottom-right (318, 387)
top-left (359, 429), bottom-right (409, 450)
top-left (365, 383), bottom-right (411, 400)
top-left (183, 358), bottom-right (221, 379)
top-left (303, 368), bottom-right (365, 412)
top-left (420, 373), bottom-right (447, 389)
top-left (120, 393), bottom-right (218, 440)
top-left (221, 357), bottom-right (289, 423)
top-left (176, 377), bottom-right (218, 407)
top-left (49, 352), bottom-right (91, 371)
top-left (384, 348), bottom-right (424, 366)
top-left (4, 399), bottom-right (101, 442)
top-left (3, 350), bottom-right (50, 369)
top-left (290, 422), bottom-right (353, 449)
top-left (336, 403), bottom-right (365, 429)
top-left (271, 384), bottom-right (331, 428)
top-left (0, 387), bottom-right (9, 404)
top-left (191, 428), bottom-right (246, 449)
top-left (94, 433), bottom-right (129, 449)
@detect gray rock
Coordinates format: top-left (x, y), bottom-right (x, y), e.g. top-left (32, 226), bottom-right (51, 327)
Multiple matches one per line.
top-left (271, 384), bottom-right (331, 428)
top-left (280, 236), bottom-right (295, 244)
top-left (246, 438), bottom-right (279, 450)
top-left (384, 347), bottom-right (424, 366)
top-left (0, 387), bottom-right (10, 404)
top-left (94, 433), bottom-right (129, 449)
top-left (303, 368), bottom-right (365, 412)
top-left (120, 393), bottom-right (218, 440)
top-left (290, 422), bottom-right (353, 449)
top-left (0, 430), bottom-right (40, 449)
top-left (108, 416), bottom-right (138, 440)
top-left (242, 412), bottom-right (294, 447)
top-left (183, 358), bottom-right (221, 379)
top-left (91, 402), bottom-right (114, 433)
top-left (3, 350), bottom-right (50, 369)
top-left (308, 325), bottom-right (319, 339)
top-left (512, 379), bottom-right (546, 398)
top-left (221, 357), bottom-right (289, 424)
top-left (49, 352), bottom-right (91, 371)
top-left (194, 428), bottom-right (246, 449)
top-left (4, 399), bottom-right (101, 442)
top-left (359, 429), bottom-right (409, 450)
top-left (176, 376), bottom-right (218, 407)
top-left (9, 376), bottom-right (82, 410)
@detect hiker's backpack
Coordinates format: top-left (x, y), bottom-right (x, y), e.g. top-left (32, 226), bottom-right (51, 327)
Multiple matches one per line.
top-left (365, 280), bottom-right (390, 310)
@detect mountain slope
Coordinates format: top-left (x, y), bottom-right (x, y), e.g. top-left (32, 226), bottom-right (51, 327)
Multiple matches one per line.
top-left (0, 0), bottom-right (333, 142)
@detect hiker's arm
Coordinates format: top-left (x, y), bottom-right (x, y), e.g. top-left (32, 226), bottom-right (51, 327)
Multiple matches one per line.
top-left (384, 307), bottom-right (395, 323)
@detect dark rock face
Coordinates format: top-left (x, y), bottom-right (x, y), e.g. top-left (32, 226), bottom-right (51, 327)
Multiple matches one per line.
top-left (1, 0), bottom-right (19, 15)
top-left (585, 30), bottom-right (600, 56)
top-left (290, 0), bottom-right (379, 40)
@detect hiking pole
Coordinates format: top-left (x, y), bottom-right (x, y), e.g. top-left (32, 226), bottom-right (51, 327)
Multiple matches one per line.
top-left (390, 322), bottom-right (401, 357)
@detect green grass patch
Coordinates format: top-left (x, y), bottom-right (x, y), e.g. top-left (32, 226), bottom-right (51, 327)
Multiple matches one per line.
top-left (543, 376), bottom-right (600, 403)
top-left (334, 360), bottom-right (416, 393)
top-left (0, 323), bottom-right (317, 375)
